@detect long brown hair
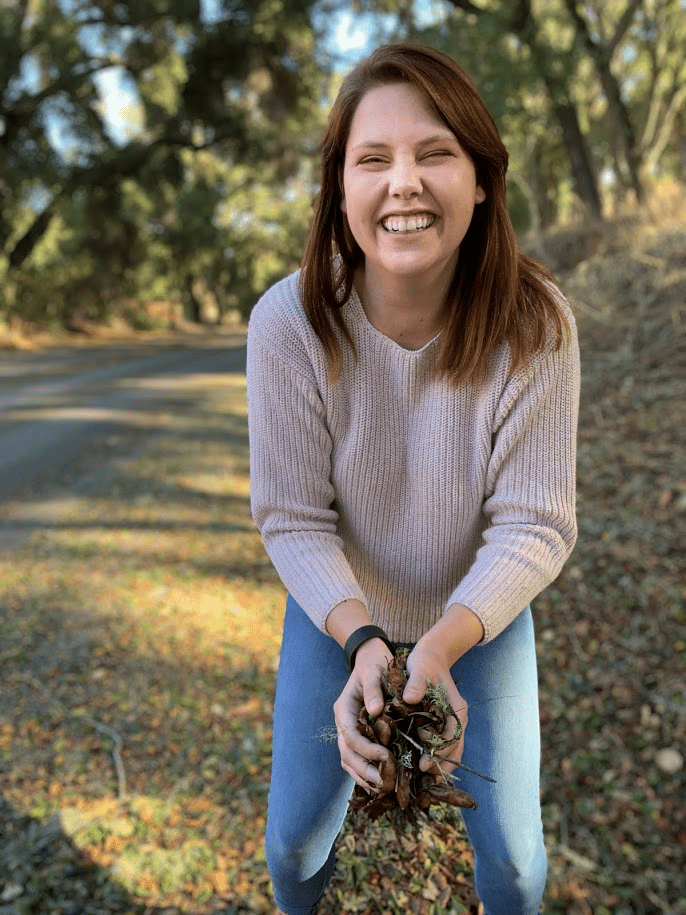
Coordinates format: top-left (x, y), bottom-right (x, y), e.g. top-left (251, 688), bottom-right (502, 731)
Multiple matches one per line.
top-left (300, 43), bottom-right (568, 383)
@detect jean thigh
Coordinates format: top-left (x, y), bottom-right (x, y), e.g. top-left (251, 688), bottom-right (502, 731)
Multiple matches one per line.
top-left (451, 606), bottom-right (541, 791)
top-left (449, 608), bottom-right (546, 914)
top-left (266, 596), bottom-right (353, 880)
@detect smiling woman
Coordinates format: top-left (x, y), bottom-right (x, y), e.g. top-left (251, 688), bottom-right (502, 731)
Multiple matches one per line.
top-left (341, 82), bottom-right (486, 349)
top-left (247, 43), bottom-right (580, 915)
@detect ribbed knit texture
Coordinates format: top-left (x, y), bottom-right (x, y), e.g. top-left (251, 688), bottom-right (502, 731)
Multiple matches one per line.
top-left (247, 270), bottom-right (580, 644)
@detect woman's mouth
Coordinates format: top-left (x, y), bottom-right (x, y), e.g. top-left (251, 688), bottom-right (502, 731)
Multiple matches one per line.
top-left (381, 214), bottom-right (436, 233)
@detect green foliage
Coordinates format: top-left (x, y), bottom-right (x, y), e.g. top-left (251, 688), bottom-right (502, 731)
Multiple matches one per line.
top-left (361, 0), bottom-right (685, 223)
top-left (423, 679), bottom-right (452, 716)
top-left (3, 0), bottom-right (683, 327)
top-left (0, 0), bottom-right (327, 327)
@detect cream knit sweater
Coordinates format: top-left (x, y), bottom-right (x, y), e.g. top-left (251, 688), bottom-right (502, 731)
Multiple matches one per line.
top-left (247, 270), bottom-right (580, 645)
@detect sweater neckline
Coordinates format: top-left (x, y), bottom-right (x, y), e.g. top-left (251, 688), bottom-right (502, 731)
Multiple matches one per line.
top-left (347, 285), bottom-right (443, 355)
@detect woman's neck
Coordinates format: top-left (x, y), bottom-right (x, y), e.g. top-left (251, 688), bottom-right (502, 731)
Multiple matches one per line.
top-left (354, 266), bottom-right (449, 350)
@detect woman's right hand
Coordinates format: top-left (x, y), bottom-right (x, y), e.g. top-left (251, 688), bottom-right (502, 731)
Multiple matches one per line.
top-left (333, 638), bottom-right (395, 790)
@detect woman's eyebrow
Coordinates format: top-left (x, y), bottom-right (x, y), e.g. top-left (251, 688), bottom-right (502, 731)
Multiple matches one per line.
top-left (416, 133), bottom-right (459, 147)
top-left (350, 133), bottom-right (458, 152)
top-left (350, 141), bottom-right (389, 151)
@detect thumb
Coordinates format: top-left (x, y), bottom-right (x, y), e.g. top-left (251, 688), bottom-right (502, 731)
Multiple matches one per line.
top-left (402, 670), bottom-right (426, 706)
top-left (362, 676), bottom-right (385, 718)
top-left (361, 670), bottom-right (384, 718)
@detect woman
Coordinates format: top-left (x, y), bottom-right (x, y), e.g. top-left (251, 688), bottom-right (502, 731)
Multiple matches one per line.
top-left (247, 43), bottom-right (579, 915)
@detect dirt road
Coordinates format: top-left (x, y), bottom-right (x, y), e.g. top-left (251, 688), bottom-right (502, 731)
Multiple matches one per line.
top-left (0, 331), bottom-right (247, 549)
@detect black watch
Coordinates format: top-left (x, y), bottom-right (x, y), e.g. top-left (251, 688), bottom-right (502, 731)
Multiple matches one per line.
top-left (344, 625), bottom-right (395, 673)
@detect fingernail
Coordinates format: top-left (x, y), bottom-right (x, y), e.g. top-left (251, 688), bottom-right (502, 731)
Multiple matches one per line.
top-left (367, 762), bottom-right (382, 785)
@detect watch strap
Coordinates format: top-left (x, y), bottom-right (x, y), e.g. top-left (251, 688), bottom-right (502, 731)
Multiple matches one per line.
top-left (345, 625), bottom-right (395, 673)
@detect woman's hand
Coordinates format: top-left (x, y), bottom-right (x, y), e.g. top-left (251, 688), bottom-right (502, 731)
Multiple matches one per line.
top-left (402, 603), bottom-right (483, 781)
top-left (333, 638), bottom-right (395, 790)
top-left (330, 602), bottom-right (483, 789)
top-left (403, 642), bottom-right (468, 781)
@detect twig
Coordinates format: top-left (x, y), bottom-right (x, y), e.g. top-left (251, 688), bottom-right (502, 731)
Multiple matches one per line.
top-left (15, 673), bottom-right (127, 798)
top-left (396, 728), bottom-right (496, 784)
top-left (435, 755), bottom-right (497, 784)
top-left (72, 712), bottom-right (127, 798)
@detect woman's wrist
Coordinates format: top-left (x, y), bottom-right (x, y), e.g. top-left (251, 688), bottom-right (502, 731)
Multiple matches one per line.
top-left (325, 598), bottom-right (375, 649)
top-left (325, 599), bottom-right (395, 674)
top-left (416, 603), bottom-right (484, 669)
top-left (326, 599), bottom-right (483, 670)
top-left (345, 625), bottom-right (395, 673)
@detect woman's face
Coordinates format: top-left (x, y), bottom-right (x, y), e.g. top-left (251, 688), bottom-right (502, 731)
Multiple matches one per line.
top-left (341, 82), bottom-right (485, 291)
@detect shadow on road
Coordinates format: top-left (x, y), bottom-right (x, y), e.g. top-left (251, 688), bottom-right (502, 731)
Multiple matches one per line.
top-left (0, 342), bottom-right (247, 503)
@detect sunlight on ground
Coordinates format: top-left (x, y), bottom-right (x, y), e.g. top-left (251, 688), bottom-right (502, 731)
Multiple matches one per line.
top-left (0, 371), bottom-right (288, 912)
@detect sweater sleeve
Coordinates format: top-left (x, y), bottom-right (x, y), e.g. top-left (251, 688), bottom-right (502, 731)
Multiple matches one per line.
top-left (247, 303), bottom-right (368, 633)
top-left (447, 313), bottom-right (580, 643)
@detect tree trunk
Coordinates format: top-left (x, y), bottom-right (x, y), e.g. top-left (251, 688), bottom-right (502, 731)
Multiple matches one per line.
top-left (562, 0), bottom-right (645, 203)
top-left (528, 143), bottom-right (558, 228)
top-left (446, 0), bottom-right (604, 218)
top-left (550, 100), bottom-right (604, 218)
top-left (523, 28), bottom-right (604, 218)
top-left (8, 204), bottom-right (57, 269)
top-left (184, 276), bottom-right (202, 323)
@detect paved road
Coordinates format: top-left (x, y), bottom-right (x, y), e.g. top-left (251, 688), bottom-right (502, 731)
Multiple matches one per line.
top-left (0, 332), bottom-right (247, 510)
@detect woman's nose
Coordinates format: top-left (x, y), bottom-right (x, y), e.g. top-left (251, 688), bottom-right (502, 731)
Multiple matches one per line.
top-left (390, 161), bottom-right (422, 197)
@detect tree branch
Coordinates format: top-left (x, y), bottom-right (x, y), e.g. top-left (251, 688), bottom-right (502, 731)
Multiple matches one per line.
top-left (0, 0), bottom-right (31, 92)
top-left (608, 0), bottom-right (644, 61)
top-left (642, 82), bottom-right (686, 172)
top-left (562, 0), bottom-right (644, 200)
top-left (15, 673), bottom-right (128, 799)
top-left (5, 122), bottom-right (234, 269)
top-left (74, 712), bottom-right (127, 798)
top-left (11, 60), bottom-right (129, 114)
top-left (7, 201), bottom-right (59, 269)
top-left (445, 0), bottom-right (484, 16)
top-left (509, 0), bottom-right (533, 36)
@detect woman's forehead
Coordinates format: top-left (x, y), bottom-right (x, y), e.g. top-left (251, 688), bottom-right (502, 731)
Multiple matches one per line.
top-left (345, 83), bottom-right (456, 147)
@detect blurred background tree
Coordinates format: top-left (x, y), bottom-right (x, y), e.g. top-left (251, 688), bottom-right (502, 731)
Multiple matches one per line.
top-left (360, 0), bottom-right (685, 229)
top-left (0, 0), bottom-right (326, 326)
top-left (0, 0), bottom-right (683, 328)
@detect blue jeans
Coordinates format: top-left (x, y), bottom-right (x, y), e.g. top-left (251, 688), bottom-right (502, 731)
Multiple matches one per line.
top-left (265, 596), bottom-right (547, 915)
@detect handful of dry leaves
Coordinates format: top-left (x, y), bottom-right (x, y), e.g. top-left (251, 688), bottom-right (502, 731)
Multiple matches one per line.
top-left (349, 651), bottom-right (481, 821)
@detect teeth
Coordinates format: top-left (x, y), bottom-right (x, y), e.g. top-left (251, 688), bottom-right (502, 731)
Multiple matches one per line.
top-left (383, 214), bottom-right (435, 233)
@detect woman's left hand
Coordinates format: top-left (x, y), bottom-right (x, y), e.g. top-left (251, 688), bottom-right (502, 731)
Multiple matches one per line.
top-left (403, 642), bottom-right (468, 782)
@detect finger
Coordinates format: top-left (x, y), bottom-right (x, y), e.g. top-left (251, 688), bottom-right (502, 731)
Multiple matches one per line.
top-left (419, 741), bottom-right (463, 780)
top-left (334, 699), bottom-right (389, 764)
top-left (350, 762), bottom-right (384, 792)
top-left (419, 735), bottom-right (463, 772)
top-left (361, 677), bottom-right (385, 718)
top-left (419, 708), bottom-right (466, 777)
top-left (364, 761), bottom-right (383, 789)
top-left (340, 748), bottom-right (385, 791)
top-left (402, 670), bottom-right (426, 705)
top-left (334, 681), bottom-right (390, 783)
top-left (338, 722), bottom-right (389, 767)
top-left (419, 753), bottom-right (453, 779)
